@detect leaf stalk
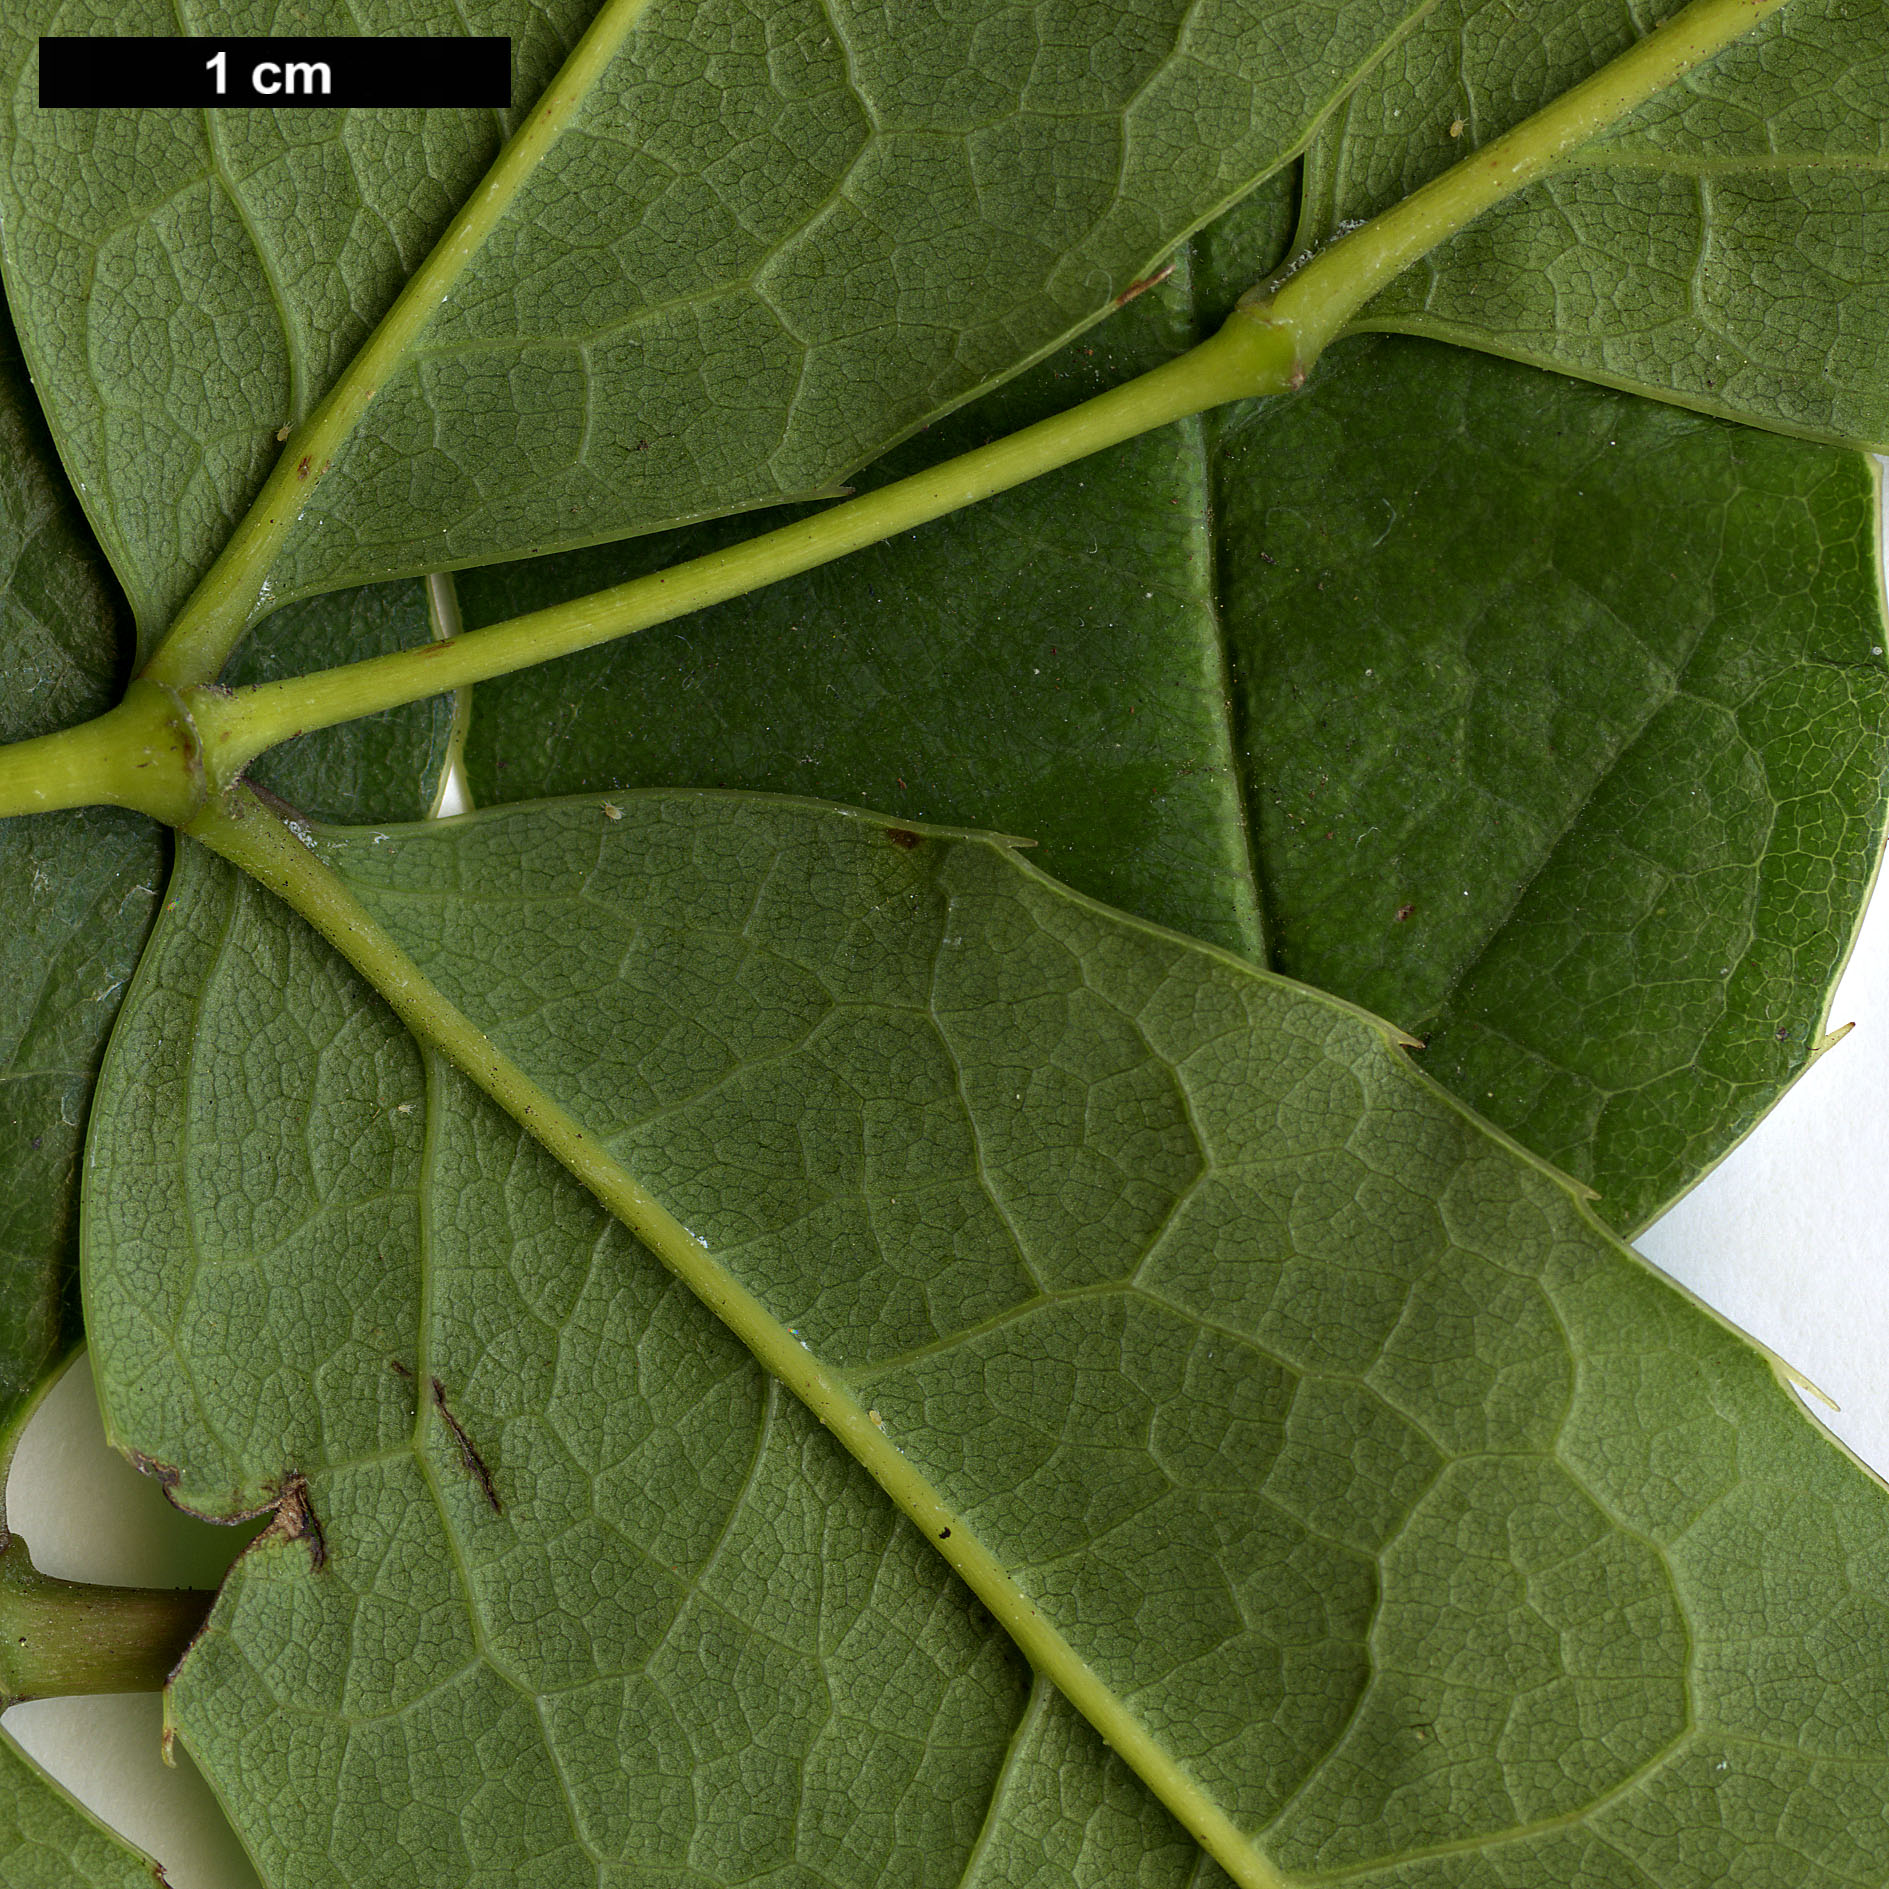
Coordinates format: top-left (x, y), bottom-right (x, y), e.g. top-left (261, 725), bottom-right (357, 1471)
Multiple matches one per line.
top-left (0, 1533), bottom-right (213, 1706)
top-left (182, 312), bottom-right (1297, 778)
top-left (0, 0), bottom-right (1798, 825)
top-left (173, 0), bottom-right (1802, 779)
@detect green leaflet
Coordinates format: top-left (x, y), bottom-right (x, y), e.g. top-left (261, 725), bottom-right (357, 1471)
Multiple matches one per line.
top-left (0, 0), bottom-right (1430, 650)
top-left (1219, 337), bottom-right (1889, 1231)
top-left (1300, 0), bottom-right (1889, 451)
top-left (457, 185), bottom-right (1299, 966)
top-left (3, 4), bottom-right (1886, 1880)
top-left (462, 234), bottom-right (1889, 1233)
top-left (0, 302), bottom-right (243, 1889)
top-left (0, 290), bottom-right (160, 1416)
top-left (84, 793), bottom-right (1889, 1886)
top-left (0, 1731), bottom-right (162, 1889)
top-left (0, 0), bottom-right (593, 649)
top-left (0, 250), bottom-right (455, 1421)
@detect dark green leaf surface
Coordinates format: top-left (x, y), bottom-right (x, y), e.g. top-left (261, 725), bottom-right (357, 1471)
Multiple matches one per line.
top-left (0, 304), bottom-right (160, 1418)
top-left (1299, 0), bottom-right (1889, 450)
top-left (0, 268), bottom-right (179, 1889)
top-left (0, 1731), bottom-right (160, 1889)
top-left (1216, 335), bottom-right (1889, 1231)
top-left (467, 259), bottom-right (1889, 1232)
top-left (86, 794), bottom-right (1889, 1887)
top-left (228, 578), bottom-right (458, 826)
top-left (1, 0), bottom-right (1429, 646)
top-left (458, 185), bottom-right (1301, 962)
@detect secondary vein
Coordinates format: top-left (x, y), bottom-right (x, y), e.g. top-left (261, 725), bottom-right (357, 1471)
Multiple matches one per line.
top-left (185, 783), bottom-right (1293, 1889)
top-left (139, 0), bottom-right (664, 692)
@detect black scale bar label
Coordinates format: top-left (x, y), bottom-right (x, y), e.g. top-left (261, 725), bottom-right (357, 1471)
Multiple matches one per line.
top-left (40, 37), bottom-right (511, 108)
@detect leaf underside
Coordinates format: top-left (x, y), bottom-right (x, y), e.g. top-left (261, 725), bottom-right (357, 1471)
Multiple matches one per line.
top-left (0, 265), bottom-right (186, 1889)
top-left (464, 232), bottom-right (1889, 1233)
top-left (0, 0), bottom-right (594, 647)
top-left (4, 4), bottom-right (1888, 1885)
top-left (0, 276), bottom-right (159, 1416)
top-left (0, 0), bottom-right (1432, 647)
top-left (0, 1730), bottom-right (161, 1889)
top-left (86, 794), bottom-right (1889, 1889)
top-left (1302, 0), bottom-right (1889, 452)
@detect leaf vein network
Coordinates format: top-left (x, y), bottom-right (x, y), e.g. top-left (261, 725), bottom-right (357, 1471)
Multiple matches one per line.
top-left (924, 904), bottom-right (1052, 1297)
top-left (405, 1051), bottom-right (610, 1873)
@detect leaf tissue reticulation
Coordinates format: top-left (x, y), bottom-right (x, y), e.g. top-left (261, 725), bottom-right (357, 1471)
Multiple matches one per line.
top-left (1305, 0), bottom-right (1889, 451)
top-left (84, 794), bottom-right (1889, 1889)
top-left (0, 0), bottom-right (1432, 643)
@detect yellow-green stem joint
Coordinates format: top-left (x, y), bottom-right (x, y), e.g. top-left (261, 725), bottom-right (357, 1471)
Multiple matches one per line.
top-left (0, 680), bottom-right (207, 826)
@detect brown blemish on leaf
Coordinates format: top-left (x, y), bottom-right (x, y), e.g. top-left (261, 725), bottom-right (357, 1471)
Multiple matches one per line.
top-left (243, 779), bottom-right (312, 828)
top-left (886, 828), bottom-right (923, 850)
top-left (432, 1379), bottom-right (502, 1514)
top-left (1114, 262), bottom-right (1175, 306)
top-left (128, 1449), bottom-right (182, 1491)
top-left (389, 1357), bottom-right (414, 1379)
top-left (256, 1474), bottom-right (326, 1571)
top-left (295, 454), bottom-right (311, 480)
top-left (1394, 902), bottom-right (1416, 923)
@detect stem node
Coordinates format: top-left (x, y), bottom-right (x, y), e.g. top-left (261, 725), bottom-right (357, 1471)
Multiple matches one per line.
top-left (0, 680), bottom-right (207, 826)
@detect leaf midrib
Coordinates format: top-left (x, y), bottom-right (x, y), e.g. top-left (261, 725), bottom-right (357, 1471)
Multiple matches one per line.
top-left (292, 799), bottom-right (1737, 1889)
top-left (182, 795), bottom-right (1292, 1889)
